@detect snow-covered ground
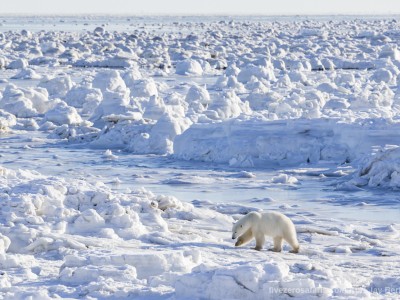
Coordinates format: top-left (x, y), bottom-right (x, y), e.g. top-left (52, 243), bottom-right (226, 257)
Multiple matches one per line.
top-left (1, 15), bottom-right (400, 299)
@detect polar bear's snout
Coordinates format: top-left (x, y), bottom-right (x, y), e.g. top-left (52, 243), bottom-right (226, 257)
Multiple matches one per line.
top-left (232, 234), bottom-right (236, 239)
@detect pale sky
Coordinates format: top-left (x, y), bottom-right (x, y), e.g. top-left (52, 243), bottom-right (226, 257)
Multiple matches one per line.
top-left (2, 0), bottom-right (400, 15)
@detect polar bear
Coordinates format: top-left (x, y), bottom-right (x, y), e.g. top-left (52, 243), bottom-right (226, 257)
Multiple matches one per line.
top-left (232, 211), bottom-right (299, 253)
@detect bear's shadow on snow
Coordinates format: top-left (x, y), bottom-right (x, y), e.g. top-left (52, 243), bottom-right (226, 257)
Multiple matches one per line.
top-left (152, 241), bottom-right (304, 254)
top-left (152, 241), bottom-right (237, 250)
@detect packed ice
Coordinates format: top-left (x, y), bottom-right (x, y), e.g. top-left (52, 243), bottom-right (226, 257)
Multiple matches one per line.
top-left (1, 15), bottom-right (400, 299)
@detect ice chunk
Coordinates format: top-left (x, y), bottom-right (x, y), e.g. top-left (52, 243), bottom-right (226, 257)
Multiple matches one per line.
top-left (44, 101), bottom-right (83, 125)
top-left (39, 75), bottom-right (74, 98)
top-left (176, 59), bottom-right (203, 76)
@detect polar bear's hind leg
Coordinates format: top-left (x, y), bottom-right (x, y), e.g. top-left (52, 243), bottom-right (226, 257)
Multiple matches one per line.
top-left (289, 245), bottom-right (300, 253)
top-left (285, 235), bottom-right (300, 253)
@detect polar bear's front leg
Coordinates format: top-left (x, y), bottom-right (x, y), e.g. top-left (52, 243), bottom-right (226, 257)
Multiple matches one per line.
top-left (254, 233), bottom-right (265, 251)
top-left (235, 228), bottom-right (253, 247)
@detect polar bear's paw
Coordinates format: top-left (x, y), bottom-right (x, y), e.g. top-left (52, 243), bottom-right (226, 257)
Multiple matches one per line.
top-left (235, 239), bottom-right (244, 247)
top-left (268, 247), bottom-right (282, 252)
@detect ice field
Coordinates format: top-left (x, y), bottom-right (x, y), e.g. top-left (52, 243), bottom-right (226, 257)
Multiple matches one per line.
top-left (1, 15), bottom-right (400, 299)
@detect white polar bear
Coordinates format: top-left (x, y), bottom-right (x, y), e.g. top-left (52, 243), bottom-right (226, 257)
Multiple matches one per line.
top-left (232, 211), bottom-right (299, 253)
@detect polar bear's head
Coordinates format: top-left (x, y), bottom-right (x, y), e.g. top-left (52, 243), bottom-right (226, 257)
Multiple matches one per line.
top-left (232, 213), bottom-right (253, 239)
top-left (232, 211), bottom-right (260, 240)
top-left (232, 223), bottom-right (243, 239)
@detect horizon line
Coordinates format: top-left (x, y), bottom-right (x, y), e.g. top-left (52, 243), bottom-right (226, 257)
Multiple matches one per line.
top-left (0, 13), bottom-right (399, 17)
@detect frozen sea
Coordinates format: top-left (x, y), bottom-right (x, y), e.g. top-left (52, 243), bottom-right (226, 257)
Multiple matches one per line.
top-left (1, 15), bottom-right (400, 299)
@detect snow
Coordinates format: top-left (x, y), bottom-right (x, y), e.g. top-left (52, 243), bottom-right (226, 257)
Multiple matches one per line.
top-left (7, 58), bottom-right (28, 70)
top-left (0, 109), bottom-right (17, 130)
top-left (0, 15), bottom-right (400, 299)
top-left (3, 164), bottom-right (399, 299)
top-left (176, 59), bottom-right (204, 76)
top-left (44, 101), bottom-right (83, 125)
top-left (39, 75), bottom-right (74, 98)
top-left (11, 68), bottom-right (41, 80)
top-left (345, 145), bottom-right (400, 188)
